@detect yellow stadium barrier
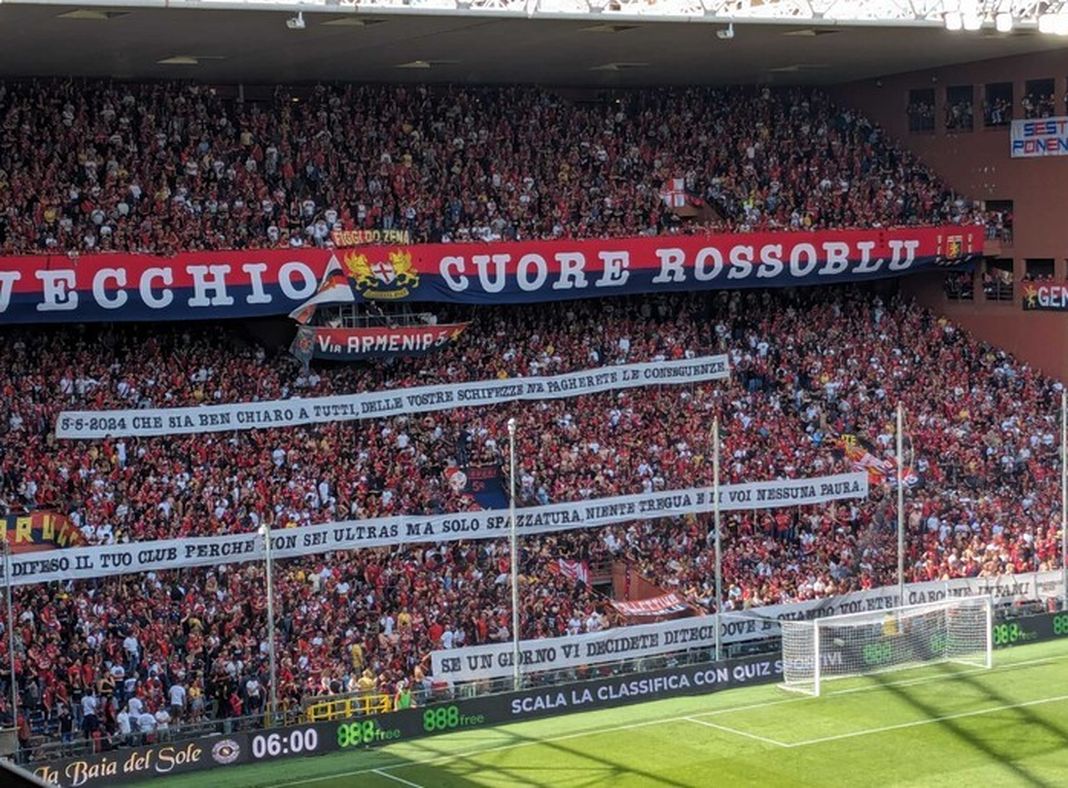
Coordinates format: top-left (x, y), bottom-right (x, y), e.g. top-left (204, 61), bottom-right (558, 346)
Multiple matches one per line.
top-left (304, 692), bottom-right (393, 722)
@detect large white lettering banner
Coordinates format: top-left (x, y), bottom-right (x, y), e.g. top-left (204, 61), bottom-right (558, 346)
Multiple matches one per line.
top-left (55, 355), bottom-right (729, 440)
top-left (0, 473), bottom-right (866, 587)
top-left (431, 570), bottom-right (1064, 681)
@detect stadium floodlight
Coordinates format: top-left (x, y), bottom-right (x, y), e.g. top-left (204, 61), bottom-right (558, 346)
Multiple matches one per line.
top-left (943, 11), bottom-right (963, 29)
top-left (962, 11), bottom-right (982, 29)
top-left (995, 11), bottom-right (1013, 31)
top-left (780, 597), bottom-right (993, 697)
top-left (286, 11), bottom-right (306, 29)
top-left (1036, 12), bottom-right (1068, 33)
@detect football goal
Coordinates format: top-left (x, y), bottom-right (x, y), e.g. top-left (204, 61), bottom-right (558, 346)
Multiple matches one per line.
top-left (779, 596), bottom-right (993, 696)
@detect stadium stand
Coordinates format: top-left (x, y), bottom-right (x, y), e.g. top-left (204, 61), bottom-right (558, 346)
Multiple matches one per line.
top-left (0, 77), bottom-right (1052, 764)
top-left (0, 82), bottom-right (982, 255)
top-left (1, 284), bottom-right (1062, 758)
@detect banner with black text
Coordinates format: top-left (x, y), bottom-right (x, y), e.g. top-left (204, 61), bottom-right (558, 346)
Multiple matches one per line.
top-left (431, 570), bottom-right (1063, 681)
top-left (55, 355), bottom-right (728, 439)
top-left (0, 473), bottom-right (867, 587)
top-left (307, 322), bottom-right (469, 360)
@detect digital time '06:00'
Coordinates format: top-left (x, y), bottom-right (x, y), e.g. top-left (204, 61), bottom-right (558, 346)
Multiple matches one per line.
top-left (251, 729), bottom-right (320, 759)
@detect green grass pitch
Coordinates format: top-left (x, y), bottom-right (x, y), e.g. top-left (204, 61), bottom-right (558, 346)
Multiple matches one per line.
top-left (142, 640), bottom-right (1068, 787)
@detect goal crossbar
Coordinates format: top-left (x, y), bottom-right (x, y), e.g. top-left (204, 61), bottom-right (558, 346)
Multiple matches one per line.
top-left (779, 596), bottom-right (993, 697)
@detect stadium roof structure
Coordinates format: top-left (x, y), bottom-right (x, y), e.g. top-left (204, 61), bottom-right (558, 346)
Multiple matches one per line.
top-left (0, 0), bottom-right (1064, 84)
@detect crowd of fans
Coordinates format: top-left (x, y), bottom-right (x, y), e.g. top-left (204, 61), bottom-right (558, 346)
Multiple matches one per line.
top-left (0, 286), bottom-right (1063, 757)
top-left (984, 208), bottom-right (1013, 244)
top-left (0, 75), bottom-right (1048, 759)
top-left (944, 98), bottom-right (974, 132)
top-left (906, 99), bottom-right (936, 133)
top-left (983, 97), bottom-right (1013, 127)
top-left (982, 268), bottom-right (1015, 301)
top-left (912, 87), bottom-right (1062, 132)
top-left (0, 80), bottom-right (982, 254)
top-left (1022, 90), bottom-right (1056, 120)
top-left (943, 271), bottom-right (975, 300)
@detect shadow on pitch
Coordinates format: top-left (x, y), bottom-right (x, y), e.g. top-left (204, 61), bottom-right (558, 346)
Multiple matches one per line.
top-left (871, 663), bottom-right (1066, 788)
top-left (939, 661), bottom-right (1068, 755)
top-left (398, 722), bottom-right (689, 788)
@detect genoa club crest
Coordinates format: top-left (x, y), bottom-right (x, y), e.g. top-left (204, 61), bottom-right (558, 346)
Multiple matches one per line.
top-left (344, 250), bottom-right (420, 300)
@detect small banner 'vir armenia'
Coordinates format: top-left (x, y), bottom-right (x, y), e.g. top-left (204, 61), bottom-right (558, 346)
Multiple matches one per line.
top-left (306, 322), bottom-right (469, 360)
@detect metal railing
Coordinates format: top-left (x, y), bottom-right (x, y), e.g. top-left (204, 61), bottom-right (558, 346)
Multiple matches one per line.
top-left (15, 598), bottom-right (1064, 766)
top-left (304, 693), bottom-right (393, 722)
top-left (18, 711), bottom-right (278, 766)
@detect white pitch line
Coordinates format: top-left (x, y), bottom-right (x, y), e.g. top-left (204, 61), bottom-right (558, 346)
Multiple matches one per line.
top-left (274, 652), bottom-right (1068, 787)
top-left (826, 654), bottom-right (1063, 698)
top-left (694, 653), bottom-right (1064, 720)
top-left (785, 693), bottom-right (1068, 748)
top-left (685, 717), bottom-right (790, 747)
top-left (372, 768), bottom-right (426, 788)
top-left (697, 695), bottom-right (808, 717)
top-left (276, 713), bottom-right (699, 787)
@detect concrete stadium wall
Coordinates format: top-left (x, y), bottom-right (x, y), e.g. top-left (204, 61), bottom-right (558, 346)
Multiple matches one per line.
top-left (831, 50), bottom-right (1068, 380)
top-left (901, 271), bottom-right (1068, 380)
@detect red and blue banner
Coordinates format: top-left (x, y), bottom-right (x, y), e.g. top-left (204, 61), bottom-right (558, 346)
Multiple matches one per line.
top-left (462, 463), bottom-right (509, 509)
top-left (0, 226), bottom-right (981, 324)
top-left (3, 511), bottom-right (87, 553)
top-left (1022, 283), bottom-right (1068, 311)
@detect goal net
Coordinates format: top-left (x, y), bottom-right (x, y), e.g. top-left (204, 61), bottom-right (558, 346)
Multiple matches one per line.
top-left (779, 596), bottom-right (993, 696)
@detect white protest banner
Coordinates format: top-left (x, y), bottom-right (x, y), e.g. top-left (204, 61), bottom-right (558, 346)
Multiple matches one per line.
top-left (431, 570), bottom-right (1064, 681)
top-left (0, 472), bottom-right (866, 587)
top-left (434, 617), bottom-right (721, 682)
top-left (1011, 116), bottom-right (1068, 158)
top-left (55, 355), bottom-right (729, 440)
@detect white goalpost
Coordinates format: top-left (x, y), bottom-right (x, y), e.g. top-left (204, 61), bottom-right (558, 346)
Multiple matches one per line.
top-left (779, 596), bottom-right (993, 696)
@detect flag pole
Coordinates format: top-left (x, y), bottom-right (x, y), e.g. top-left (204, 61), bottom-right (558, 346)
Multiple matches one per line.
top-left (713, 418), bottom-right (723, 662)
top-left (508, 418), bottom-right (521, 690)
top-left (1061, 390), bottom-right (1067, 612)
top-left (897, 402), bottom-right (905, 608)
top-left (3, 543), bottom-right (16, 738)
top-left (258, 523), bottom-right (279, 726)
